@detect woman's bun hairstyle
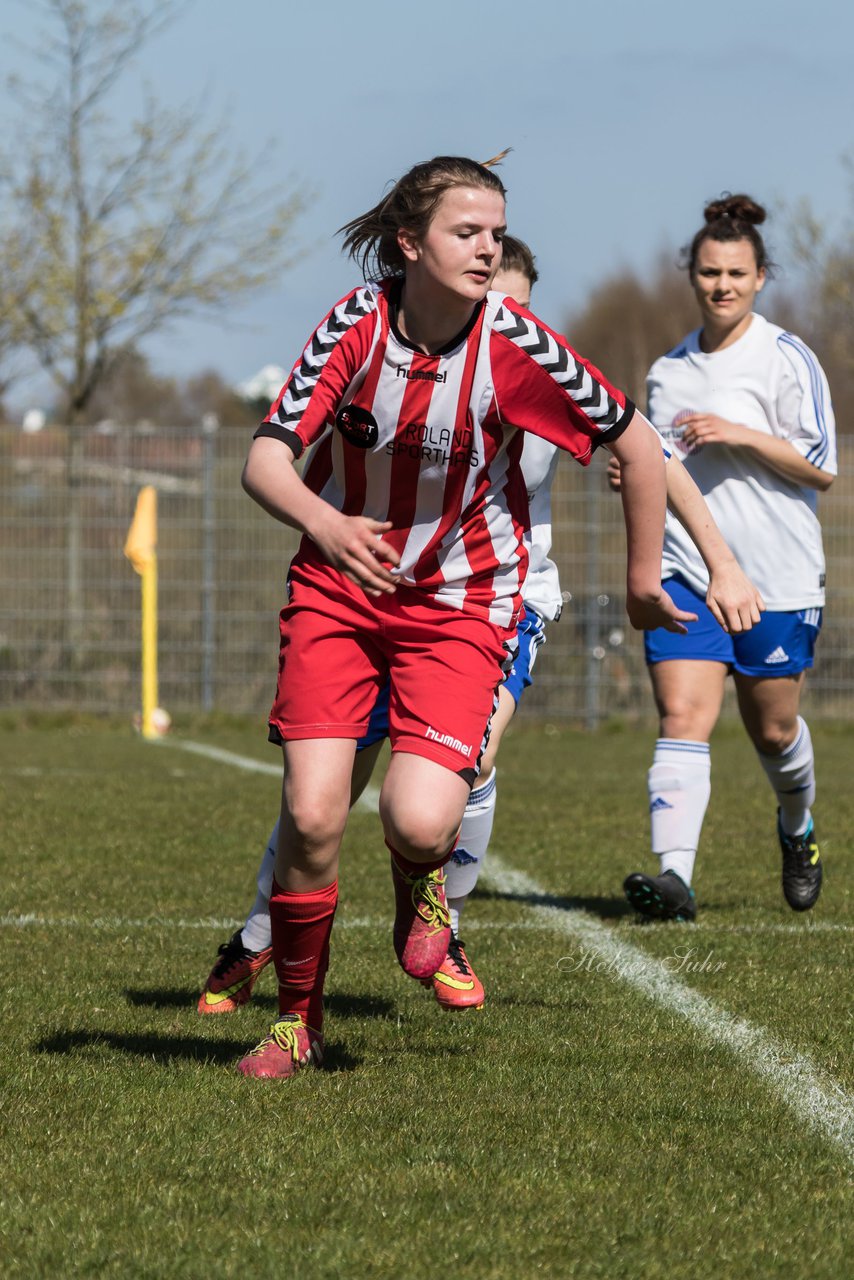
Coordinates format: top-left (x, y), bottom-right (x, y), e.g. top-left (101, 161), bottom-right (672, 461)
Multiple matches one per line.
top-left (703, 193), bottom-right (766, 227)
top-left (682, 191), bottom-right (774, 277)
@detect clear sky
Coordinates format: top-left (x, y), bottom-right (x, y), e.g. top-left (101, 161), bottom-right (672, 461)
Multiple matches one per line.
top-left (2, 0), bottom-right (853, 402)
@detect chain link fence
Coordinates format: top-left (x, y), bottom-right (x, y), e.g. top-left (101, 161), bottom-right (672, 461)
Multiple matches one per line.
top-left (1, 423), bottom-right (850, 725)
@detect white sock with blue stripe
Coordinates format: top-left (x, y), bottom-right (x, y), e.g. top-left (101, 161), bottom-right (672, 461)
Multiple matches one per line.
top-left (240, 821), bottom-right (277, 953)
top-left (648, 739), bottom-right (711, 887)
top-left (756, 716), bottom-right (815, 838)
top-left (446, 769), bottom-right (497, 934)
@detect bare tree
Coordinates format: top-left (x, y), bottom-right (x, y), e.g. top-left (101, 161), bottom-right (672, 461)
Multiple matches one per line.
top-left (565, 254), bottom-right (698, 411)
top-left (1, 0), bottom-right (306, 645)
top-left (788, 162), bottom-right (854, 434)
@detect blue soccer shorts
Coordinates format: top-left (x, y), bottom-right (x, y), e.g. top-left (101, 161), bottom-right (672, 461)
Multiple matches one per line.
top-left (644, 576), bottom-right (822, 677)
top-left (503, 606), bottom-right (547, 704)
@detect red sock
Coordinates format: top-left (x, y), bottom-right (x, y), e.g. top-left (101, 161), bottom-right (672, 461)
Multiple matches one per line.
top-left (386, 842), bottom-right (454, 877)
top-left (269, 878), bottom-right (338, 1033)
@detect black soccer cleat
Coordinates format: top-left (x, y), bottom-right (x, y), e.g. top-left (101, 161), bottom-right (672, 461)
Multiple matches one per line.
top-left (623, 869), bottom-right (697, 922)
top-left (778, 813), bottom-right (822, 912)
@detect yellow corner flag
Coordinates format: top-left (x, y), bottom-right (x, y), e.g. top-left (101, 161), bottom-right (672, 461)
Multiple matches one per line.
top-left (124, 486), bottom-right (161, 739)
top-left (124, 485), bottom-right (157, 574)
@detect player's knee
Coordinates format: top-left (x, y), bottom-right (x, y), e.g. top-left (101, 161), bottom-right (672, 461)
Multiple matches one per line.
top-left (382, 808), bottom-right (458, 863)
top-left (285, 793), bottom-right (347, 853)
top-left (750, 720), bottom-right (798, 757)
top-left (659, 696), bottom-right (715, 741)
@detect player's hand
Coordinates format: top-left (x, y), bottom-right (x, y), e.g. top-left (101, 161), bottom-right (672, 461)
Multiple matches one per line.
top-left (312, 511), bottom-right (400, 596)
top-left (626, 585), bottom-right (697, 634)
top-left (705, 560), bottom-right (765, 633)
top-left (606, 455), bottom-right (622, 492)
top-left (680, 414), bottom-right (749, 450)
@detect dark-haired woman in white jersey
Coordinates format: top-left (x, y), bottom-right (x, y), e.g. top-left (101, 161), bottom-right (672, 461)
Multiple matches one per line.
top-left (620, 194), bottom-right (836, 922)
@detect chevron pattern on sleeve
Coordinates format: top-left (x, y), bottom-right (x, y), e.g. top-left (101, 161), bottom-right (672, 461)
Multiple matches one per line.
top-left (493, 305), bottom-right (622, 428)
top-left (273, 288), bottom-right (377, 429)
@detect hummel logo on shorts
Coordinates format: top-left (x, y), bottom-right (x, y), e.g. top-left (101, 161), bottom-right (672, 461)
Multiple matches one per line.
top-left (764, 646), bottom-right (790, 665)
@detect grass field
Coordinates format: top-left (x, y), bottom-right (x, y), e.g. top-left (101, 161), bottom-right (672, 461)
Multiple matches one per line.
top-left (2, 715), bottom-right (852, 1278)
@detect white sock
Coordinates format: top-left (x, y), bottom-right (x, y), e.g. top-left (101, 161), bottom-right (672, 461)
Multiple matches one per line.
top-left (756, 716), bottom-right (815, 837)
top-left (447, 769), bottom-right (497, 935)
top-left (648, 739), bottom-right (711, 887)
top-left (239, 820), bottom-right (278, 953)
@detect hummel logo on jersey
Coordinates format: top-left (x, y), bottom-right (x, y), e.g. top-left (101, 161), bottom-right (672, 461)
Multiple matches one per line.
top-left (764, 646), bottom-right (790, 665)
top-left (425, 725), bottom-right (471, 755)
top-left (395, 364), bottom-right (447, 383)
top-left (649, 796), bottom-right (674, 812)
top-left (336, 404), bottom-right (378, 448)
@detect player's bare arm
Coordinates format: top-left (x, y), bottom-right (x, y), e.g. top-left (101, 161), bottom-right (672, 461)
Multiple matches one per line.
top-left (607, 451), bottom-right (764, 633)
top-left (607, 412), bottom-right (695, 635)
top-left (679, 415), bottom-right (834, 491)
top-left (242, 436), bottom-right (400, 596)
top-left (662, 454), bottom-right (765, 633)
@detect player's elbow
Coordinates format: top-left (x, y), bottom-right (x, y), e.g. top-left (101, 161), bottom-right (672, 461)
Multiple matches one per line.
top-left (241, 459), bottom-right (257, 499)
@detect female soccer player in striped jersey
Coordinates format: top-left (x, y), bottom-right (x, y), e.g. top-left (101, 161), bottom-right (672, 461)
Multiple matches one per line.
top-left (620, 194), bottom-right (836, 922)
top-left (198, 239), bottom-right (560, 1017)
top-left (235, 153), bottom-right (696, 1080)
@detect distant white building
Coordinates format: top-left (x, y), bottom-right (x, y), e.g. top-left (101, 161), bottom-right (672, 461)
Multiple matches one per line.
top-left (236, 364), bottom-right (287, 404)
top-left (22, 409), bottom-right (46, 434)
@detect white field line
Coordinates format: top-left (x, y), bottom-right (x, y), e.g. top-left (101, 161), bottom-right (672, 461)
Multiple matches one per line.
top-left (44, 735), bottom-right (850, 1162)
top-left (155, 737), bottom-right (381, 812)
top-left (153, 738), bottom-right (281, 777)
top-left (0, 914), bottom-right (547, 933)
top-left (482, 854), bottom-right (854, 1164)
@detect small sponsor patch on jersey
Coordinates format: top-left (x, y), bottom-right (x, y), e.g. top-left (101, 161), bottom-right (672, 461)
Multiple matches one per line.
top-left (649, 796), bottom-right (674, 812)
top-left (336, 404), bottom-right (378, 448)
top-left (764, 646), bottom-right (790, 665)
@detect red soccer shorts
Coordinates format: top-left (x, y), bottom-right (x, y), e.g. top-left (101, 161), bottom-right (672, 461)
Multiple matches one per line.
top-left (268, 548), bottom-right (516, 778)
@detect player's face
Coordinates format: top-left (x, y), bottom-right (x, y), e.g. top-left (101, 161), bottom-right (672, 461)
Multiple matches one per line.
top-left (400, 185), bottom-right (507, 305)
top-left (691, 237), bottom-right (765, 330)
top-left (492, 265), bottom-right (531, 309)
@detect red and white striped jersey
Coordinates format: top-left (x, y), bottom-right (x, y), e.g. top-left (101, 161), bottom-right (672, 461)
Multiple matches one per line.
top-left (257, 279), bottom-right (633, 626)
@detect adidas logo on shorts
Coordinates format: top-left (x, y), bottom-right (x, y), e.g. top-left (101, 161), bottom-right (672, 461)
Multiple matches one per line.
top-left (649, 796), bottom-right (674, 812)
top-left (764, 646), bottom-right (790, 665)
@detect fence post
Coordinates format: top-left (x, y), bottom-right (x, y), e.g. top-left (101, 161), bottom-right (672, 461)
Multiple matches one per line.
top-left (201, 414), bottom-right (219, 712)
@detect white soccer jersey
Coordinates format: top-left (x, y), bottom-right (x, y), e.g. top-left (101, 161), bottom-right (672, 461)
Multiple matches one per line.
top-left (259, 280), bottom-right (632, 626)
top-left (648, 313), bottom-right (836, 609)
top-left (519, 436), bottom-right (562, 621)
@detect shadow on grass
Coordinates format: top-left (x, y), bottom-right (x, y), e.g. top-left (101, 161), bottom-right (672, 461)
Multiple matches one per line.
top-left (324, 992), bottom-right (395, 1020)
top-left (124, 989), bottom-right (396, 1021)
top-left (124, 987), bottom-right (278, 1012)
top-left (35, 1028), bottom-right (249, 1066)
top-left (474, 887), bottom-right (633, 921)
top-left (33, 1029), bottom-right (361, 1073)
